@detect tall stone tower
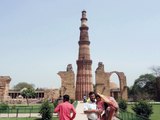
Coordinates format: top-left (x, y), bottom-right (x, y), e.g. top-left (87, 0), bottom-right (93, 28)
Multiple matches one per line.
top-left (76, 10), bottom-right (93, 100)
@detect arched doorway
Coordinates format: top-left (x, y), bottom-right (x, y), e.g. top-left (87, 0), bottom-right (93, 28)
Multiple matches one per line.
top-left (95, 62), bottom-right (128, 100)
top-left (109, 73), bottom-right (120, 100)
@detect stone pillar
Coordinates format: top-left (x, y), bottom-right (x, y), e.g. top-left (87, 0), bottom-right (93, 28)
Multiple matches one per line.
top-left (58, 64), bottom-right (75, 100)
top-left (0, 76), bottom-right (11, 101)
top-left (118, 72), bottom-right (128, 100)
top-left (76, 10), bottom-right (93, 100)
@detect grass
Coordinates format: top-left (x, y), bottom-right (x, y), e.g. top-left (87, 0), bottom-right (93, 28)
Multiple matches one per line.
top-left (0, 118), bottom-right (58, 120)
top-left (127, 104), bottom-right (160, 120)
top-left (0, 101), bottom-right (77, 120)
top-left (151, 104), bottom-right (160, 120)
top-left (0, 104), bottom-right (54, 113)
top-left (0, 118), bottom-right (36, 120)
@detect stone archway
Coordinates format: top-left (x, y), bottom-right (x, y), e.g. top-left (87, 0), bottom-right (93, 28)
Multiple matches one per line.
top-left (108, 71), bottom-right (128, 100)
top-left (95, 62), bottom-right (128, 100)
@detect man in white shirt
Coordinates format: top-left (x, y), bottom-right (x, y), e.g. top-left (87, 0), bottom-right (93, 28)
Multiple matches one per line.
top-left (84, 92), bottom-right (100, 120)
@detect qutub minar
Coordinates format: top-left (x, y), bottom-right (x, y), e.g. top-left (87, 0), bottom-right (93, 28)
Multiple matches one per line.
top-left (0, 10), bottom-right (128, 102)
top-left (75, 10), bottom-right (93, 100)
top-left (0, 11), bottom-right (127, 102)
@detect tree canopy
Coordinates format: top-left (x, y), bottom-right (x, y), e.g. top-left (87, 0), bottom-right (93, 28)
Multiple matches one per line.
top-left (151, 66), bottom-right (160, 77)
top-left (130, 74), bottom-right (156, 101)
top-left (13, 82), bottom-right (35, 90)
top-left (21, 88), bottom-right (36, 106)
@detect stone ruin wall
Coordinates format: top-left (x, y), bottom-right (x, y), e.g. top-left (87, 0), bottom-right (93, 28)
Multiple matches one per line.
top-left (0, 76), bottom-right (11, 101)
top-left (95, 62), bottom-right (110, 96)
top-left (95, 62), bottom-right (128, 100)
top-left (58, 64), bottom-right (75, 100)
top-left (44, 89), bottom-right (60, 101)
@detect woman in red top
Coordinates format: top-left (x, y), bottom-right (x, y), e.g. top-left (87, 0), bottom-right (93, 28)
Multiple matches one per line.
top-left (95, 94), bottom-right (104, 120)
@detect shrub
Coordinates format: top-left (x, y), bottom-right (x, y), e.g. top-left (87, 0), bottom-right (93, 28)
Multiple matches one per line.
top-left (0, 103), bottom-right (9, 110)
top-left (53, 99), bottom-right (58, 108)
top-left (39, 100), bottom-right (53, 120)
top-left (11, 105), bottom-right (16, 109)
top-left (118, 99), bottom-right (127, 111)
top-left (70, 99), bottom-right (74, 104)
top-left (132, 100), bottom-right (153, 118)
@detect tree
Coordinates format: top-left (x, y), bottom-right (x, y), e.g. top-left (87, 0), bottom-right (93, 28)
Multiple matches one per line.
top-left (127, 86), bottom-right (134, 100)
top-left (21, 88), bottom-right (36, 106)
top-left (151, 66), bottom-right (160, 77)
top-left (13, 82), bottom-right (35, 90)
top-left (39, 100), bottom-right (53, 120)
top-left (131, 74), bottom-right (156, 100)
top-left (132, 100), bottom-right (153, 118)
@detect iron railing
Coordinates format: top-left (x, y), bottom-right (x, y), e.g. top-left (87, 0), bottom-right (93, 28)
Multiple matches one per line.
top-left (117, 109), bottom-right (150, 120)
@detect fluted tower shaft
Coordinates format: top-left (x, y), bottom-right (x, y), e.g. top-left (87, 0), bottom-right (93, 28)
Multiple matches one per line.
top-left (76, 10), bottom-right (93, 100)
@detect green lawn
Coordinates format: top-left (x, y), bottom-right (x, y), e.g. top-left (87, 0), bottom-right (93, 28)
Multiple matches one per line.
top-left (0, 101), bottom-right (77, 114)
top-left (0, 101), bottom-right (77, 120)
top-left (127, 104), bottom-right (160, 120)
top-left (0, 118), bottom-right (58, 120)
top-left (0, 104), bottom-right (54, 113)
top-left (151, 104), bottom-right (160, 120)
top-left (0, 118), bottom-right (37, 120)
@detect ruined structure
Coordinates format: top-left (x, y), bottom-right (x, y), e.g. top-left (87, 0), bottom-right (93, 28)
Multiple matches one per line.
top-left (58, 11), bottom-right (128, 101)
top-left (95, 62), bottom-right (110, 96)
top-left (58, 64), bottom-right (75, 99)
top-left (0, 76), bottom-right (11, 101)
top-left (0, 11), bottom-right (128, 103)
top-left (95, 62), bottom-right (128, 100)
top-left (44, 89), bottom-right (60, 101)
top-left (75, 10), bottom-right (93, 100)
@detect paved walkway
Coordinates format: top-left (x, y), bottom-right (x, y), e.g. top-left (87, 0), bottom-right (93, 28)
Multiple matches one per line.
top-left (75, 101), bottom-right (119, 120)
top-left (75, 101), bottom-right (87, 120)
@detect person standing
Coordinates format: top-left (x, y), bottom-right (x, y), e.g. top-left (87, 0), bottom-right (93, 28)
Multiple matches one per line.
top-left (95, 94), bottom-right (104, 120)
top-left (83, 95), bottom-right (87, 103)
top-left (84, 91), bottom-right (100, 120)
top-left (97, 93), bottom-right (118, 120)
top-left (54, 94), bottom-right (76, 120)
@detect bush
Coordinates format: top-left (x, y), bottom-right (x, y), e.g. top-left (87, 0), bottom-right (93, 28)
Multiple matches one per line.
top-left (11, 105), bottom-right (16, 109)
top-left (39, 100), bottom-right (53, 120)
top-left (118, 99), bottom-right (127, 111)
top-left (132, 100), bottom-right (153, 118)
top-left (70, 99), bottom-right (74, 104)
top-left (0, 103), bottom-right (9, 110)
top-left (53, 99), bottom-right (59, 108)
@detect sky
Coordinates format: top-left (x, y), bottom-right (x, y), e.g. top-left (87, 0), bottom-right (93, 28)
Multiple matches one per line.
top-left (0, 0), bottom-right (160, 89)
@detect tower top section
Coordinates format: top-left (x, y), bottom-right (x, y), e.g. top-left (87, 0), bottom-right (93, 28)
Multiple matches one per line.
top-left (81, 10), bottom-right (88, 27)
